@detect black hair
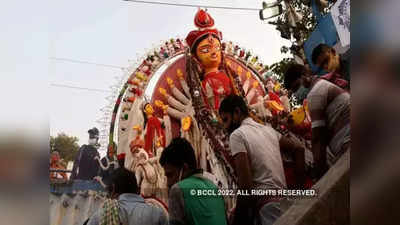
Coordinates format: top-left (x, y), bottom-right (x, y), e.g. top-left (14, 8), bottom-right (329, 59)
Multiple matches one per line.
top-left (283, 63), bottom-right (307, 90)
top-left (312, 43), bottom-right (333, 64)
top-left (159, 137), bottom-right (197, 169)
top-left (218, 94), bottom-right (249, 116)
top-left (107, 167), bottom-right (138, 194)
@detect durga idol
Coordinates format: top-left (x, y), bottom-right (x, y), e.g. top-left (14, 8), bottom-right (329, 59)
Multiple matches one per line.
top-left (185, 9), bottom-right (234, 110)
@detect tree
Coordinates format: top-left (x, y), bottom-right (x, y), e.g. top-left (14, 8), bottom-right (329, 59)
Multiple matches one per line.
top-left (272, 0), bottom-right (335, 59)
top-left (50, 133), bottom-right (80, 162)
top-left (266, 0), bottom-right (336, 104)
top-left (266, 0), bottom-right (334, 81)
top-left (269, 57), bottom-right (294, 83)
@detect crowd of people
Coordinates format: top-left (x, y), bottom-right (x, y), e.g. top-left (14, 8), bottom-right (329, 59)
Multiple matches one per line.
top-left (50, 128), bottom-right (124, 185)
top-left (53, 9), bottom-right (351, 225)
top-left (83, 41), bottom-right (350, 224)
top-left (284, 44), bottom-right (350, 179)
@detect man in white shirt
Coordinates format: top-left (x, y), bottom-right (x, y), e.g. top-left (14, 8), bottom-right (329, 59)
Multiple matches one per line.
top-left (219, 95), bottom-right (305, 225)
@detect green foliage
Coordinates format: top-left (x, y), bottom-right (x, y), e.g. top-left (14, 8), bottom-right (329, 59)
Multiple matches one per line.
top-left (267, 1), bottom-right (324, 83)
top-left (269, 57), bottom-right (294, 83)
top-left (272, 0), bottom-right (319, 57)
top-left (280, 46), bottom-right (289, 54)
top-left (50, 133), bottom-right (80, 162)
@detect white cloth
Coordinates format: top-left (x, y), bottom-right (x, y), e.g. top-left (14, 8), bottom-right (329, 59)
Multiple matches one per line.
top-left (229, 117), bottom-right (286, 190)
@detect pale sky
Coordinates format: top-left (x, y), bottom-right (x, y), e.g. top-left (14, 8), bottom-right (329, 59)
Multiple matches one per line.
top-left (47, 0), bottom-right (290, 156)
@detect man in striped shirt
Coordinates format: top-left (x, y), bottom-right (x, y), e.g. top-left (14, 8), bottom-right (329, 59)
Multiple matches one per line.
top-left (284, 64), bottom-right (350, 179)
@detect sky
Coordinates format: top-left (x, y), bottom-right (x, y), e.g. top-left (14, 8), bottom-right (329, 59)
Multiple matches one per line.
top-left (0, 1), bottom-right (49, 148)
top-left (45, 0), bottom-right (290, 156)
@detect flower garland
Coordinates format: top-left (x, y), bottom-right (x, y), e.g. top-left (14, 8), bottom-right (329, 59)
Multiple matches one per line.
top-left (224, 62), bottom-right (265, 125)
top-left (95, 156), bottom-right (119, 171)
top-left (185, 50), bottom-right (237, 184)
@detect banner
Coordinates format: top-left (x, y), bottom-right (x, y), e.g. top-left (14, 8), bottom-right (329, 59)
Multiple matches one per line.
top-left (331, 0), bottom-right (350, 47)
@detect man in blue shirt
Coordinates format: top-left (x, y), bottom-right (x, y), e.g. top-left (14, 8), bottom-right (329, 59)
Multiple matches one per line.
top-left (87, 167), bottom-right (167, 225)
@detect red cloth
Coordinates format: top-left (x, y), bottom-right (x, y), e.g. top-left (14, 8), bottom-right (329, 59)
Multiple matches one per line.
top-left (319, 72), bottom-right (349, 90)
top-left (239, 50), bottom-right (245, 58)
top-left (201, 71), bottom-right (233, 110)
top-left (194, 9), bottom-right (214, 28)
top-left (117, 153), bottom-right (125, 160)
top-left (50, 161), bottom-right (67, 180)
top-left (185, 9), bottom-right (222, 50)
top-left (266, 91), bottom-right (283, 116)
top-left (127, 96), bottom-right (135, 103)
top-left (129, 87), bottom-right (143, 97)
top-left (186, 29), bottom-right (222, 50)
top-left (268, 91), bottom-right (282, 104)
top-left (144, 117), bottom-right (165, 155)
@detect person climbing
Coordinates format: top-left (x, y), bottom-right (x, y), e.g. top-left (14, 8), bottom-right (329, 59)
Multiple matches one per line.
top-left (97, 142), bottom-right (119, 187)
top-left (312, 43), bottom-right (350, 89)
top-left (284, 63), bottom-right (350, 180)
top-left (86, 167), bottom-right (167, 225)
top-left (219, 95), bottom-right (306, 225)
top-left (160, 137), bottom-right (228, 225)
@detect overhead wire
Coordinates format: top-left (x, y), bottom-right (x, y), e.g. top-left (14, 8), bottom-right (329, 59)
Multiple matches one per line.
top-left (122, 0), bottom-right (260, 11)
top-left (50, 1), bottom-right (262, 95)
top-left (51, 83), bottom-right (113, 93)
top-left (50, 57), bottom-right (126, 93)
top-left (50, 57), bottom-right (126, 70)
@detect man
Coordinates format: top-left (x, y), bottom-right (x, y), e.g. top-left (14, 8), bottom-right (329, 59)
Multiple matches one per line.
top-left (70, 127), bottom-right (100, 180)
top-left (312, 43), bottom-right (350, 88)
top-left (219, 95), bottom-right (305, 225)
top-left (49, 151), bottom-right (67, 181)
top-left (86, 167), bottom-right (167, 225)
top-left (284, 63), bottom-right (350, 179)
top-left (159, 137), bottom-right (227, 225)
top-left (97, 142), bottom-right (119, 187)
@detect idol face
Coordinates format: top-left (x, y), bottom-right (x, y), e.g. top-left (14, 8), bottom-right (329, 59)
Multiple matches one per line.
top-left (195, 35), bottom-right (222, 69)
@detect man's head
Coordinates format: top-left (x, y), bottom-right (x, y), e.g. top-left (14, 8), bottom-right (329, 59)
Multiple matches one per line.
top-left (283, 63), bottom-right (313, 94)
top-left (159, 138), bottom-right (197, 189)
top-left (88, 127), bottom-right (99, 145)
top-left (107, 167), bottom-right (139, 198)
top-left (218, 95), bottom-right (249, 134)
top-left (50, 151), bottom-right (60, 163)
top-left (312, 44), bottom-right (340, 73)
